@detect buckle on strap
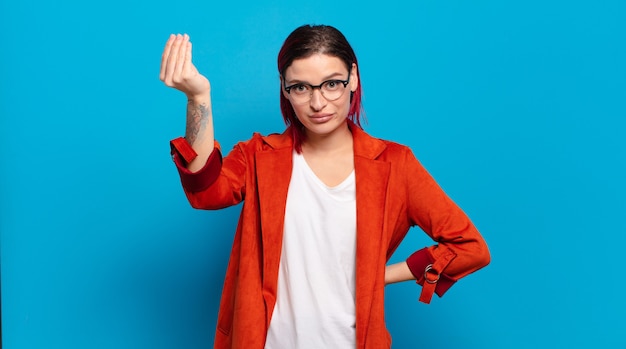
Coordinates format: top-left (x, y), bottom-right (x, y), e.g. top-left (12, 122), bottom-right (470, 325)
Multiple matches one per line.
top-left (424, 264), bottom-right (441, 284)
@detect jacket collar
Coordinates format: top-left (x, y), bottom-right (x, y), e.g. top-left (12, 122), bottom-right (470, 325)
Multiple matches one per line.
top-left (350, 121), bottom-right (387, 160)
top-left (260, 120), bottom-right (388, 159)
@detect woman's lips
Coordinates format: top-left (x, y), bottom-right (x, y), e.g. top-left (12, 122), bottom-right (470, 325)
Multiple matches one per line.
top-left (309, 114), bottom-right (333, 123)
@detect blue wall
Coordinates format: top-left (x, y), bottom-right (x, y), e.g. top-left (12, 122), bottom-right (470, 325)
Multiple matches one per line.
top-left (1, 1), bottom-right (625, 348)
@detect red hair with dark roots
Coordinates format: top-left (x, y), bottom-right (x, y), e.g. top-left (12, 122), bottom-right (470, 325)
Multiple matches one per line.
top-left (277, 24), bottom-right (363, 152)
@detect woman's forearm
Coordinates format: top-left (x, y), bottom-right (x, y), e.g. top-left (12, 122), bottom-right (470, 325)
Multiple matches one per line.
top-left (385, 261), bottom-right (416, 285)
top-left (185, 93), bottom-right (215, 172)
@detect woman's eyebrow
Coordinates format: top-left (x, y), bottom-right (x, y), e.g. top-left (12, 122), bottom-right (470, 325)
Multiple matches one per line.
top-left (286, 72), bottom-right (347, 85)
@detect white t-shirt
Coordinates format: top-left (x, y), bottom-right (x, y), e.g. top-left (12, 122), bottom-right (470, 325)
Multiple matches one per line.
top-left (265, 152), bottom-right (357, 349)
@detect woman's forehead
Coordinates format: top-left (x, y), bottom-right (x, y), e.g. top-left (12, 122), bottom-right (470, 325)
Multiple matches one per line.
top-left (284, 54), bottom-right (348, 81)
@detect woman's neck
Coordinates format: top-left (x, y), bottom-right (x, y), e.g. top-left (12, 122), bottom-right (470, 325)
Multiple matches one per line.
top-left (301, 121), bottom-right (353, 155)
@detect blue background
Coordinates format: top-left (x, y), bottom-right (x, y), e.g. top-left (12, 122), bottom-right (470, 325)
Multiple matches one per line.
top-left (1, 0), bottom-right (625, 348)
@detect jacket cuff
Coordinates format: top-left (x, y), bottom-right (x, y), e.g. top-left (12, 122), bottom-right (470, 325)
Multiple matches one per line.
top-left (170, 137), bottom-right (198, 164)
top-left (406, 248), bottom-right (457, 302)
top-left (170, 137), bottom-right (223, 193)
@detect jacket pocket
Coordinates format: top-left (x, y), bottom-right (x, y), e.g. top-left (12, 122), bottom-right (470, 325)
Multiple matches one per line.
top-left (216, 276), bottom-right (236, 335)
top-left (217, 313), bottom-right (232, 335)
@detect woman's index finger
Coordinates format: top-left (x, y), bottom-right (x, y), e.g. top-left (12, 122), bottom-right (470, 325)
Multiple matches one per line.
top-left (160, 34), bottom-right (176, 80)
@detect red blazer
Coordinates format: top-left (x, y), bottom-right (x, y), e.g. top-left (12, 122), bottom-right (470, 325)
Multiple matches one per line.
top-left (170, 123), bottom-right (490, 349)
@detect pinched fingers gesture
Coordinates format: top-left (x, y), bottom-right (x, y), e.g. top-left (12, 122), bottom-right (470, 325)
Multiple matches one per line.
top-left (160, 34), bottom-right (211, 98)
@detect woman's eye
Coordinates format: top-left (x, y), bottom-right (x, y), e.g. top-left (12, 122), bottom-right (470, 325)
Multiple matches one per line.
top-left (325, 81), bottom-right (340, 90)
top-left (293, 84), bottom-right (308, 93)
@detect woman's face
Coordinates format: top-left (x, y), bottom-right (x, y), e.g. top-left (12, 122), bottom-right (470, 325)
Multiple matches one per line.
top-left (282, 53), bottom-right (358, 139)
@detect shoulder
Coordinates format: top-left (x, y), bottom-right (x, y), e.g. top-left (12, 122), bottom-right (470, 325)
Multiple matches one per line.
top-left (379, 138), bottom-right (412, 154)
top-left (231, 129), bottom-right (293, 153)
top-left (356, 129), bottom-right (426, 175)
top-left (353, 125), bottom-right (414, 160)
top-left (378, 140), bottom-right (419, 168)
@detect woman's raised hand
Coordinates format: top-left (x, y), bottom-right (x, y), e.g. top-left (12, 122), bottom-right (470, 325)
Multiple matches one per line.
top-left (160, 34), bottom-right (211, 99)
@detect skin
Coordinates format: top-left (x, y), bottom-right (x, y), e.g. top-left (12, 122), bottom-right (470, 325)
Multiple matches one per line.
top-left (160, 34), bottom-right (414, 285)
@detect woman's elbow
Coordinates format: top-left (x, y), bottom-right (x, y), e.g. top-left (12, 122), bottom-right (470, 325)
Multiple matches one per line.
top-left (474, 241), bottom-right (491, 270)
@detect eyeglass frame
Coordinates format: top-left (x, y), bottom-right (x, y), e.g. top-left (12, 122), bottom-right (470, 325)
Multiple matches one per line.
top-left (282, 70), bottom-right (352, 103)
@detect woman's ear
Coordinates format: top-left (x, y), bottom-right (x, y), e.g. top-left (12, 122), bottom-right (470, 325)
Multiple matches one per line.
top-left (280, 75), bottom-right (290, 99)
top-left (350, 63), bottom-right (359, 92)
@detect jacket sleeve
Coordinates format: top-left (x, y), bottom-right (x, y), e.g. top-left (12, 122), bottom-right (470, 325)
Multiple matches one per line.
top-left (170, 137), bottom-right (248, 210)
top-left (402, 147), bottom-right (490, 303)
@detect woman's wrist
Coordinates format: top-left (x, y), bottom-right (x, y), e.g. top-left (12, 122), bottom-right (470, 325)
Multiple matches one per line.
top-left (385, 261), bottom-right (416, 285)
top-left (187, 90), bottom-right (212, 104)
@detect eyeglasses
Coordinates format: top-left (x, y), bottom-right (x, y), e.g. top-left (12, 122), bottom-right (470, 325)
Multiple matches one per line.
top-left (283, 71), bottom-right (351, 104)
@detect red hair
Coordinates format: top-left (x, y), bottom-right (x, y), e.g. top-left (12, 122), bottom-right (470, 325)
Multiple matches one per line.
top-left (277, 24), bottom-right (363, 152)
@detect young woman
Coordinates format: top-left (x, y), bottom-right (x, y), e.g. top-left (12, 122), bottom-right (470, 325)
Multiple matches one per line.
top-left (160, 24), bottom-right (490, 349)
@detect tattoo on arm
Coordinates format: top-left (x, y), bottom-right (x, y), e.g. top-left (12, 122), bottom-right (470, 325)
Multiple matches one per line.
top-left (185, 100), bottom-right (209, 145)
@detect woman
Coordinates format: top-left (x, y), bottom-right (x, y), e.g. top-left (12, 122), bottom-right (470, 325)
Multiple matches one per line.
top-left (160, 24), bottom-right (490, 349)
